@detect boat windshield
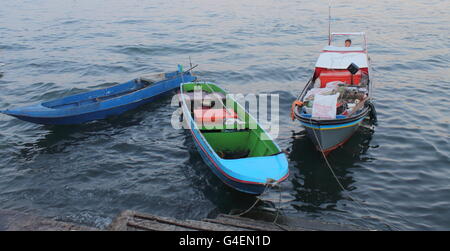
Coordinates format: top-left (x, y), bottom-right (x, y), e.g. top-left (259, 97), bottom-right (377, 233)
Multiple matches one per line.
top-left (329, 32), bottom-right (367, 50)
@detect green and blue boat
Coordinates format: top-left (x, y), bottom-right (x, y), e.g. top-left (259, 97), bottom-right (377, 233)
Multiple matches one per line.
top-left (179, 82), bottom-right (289, 195)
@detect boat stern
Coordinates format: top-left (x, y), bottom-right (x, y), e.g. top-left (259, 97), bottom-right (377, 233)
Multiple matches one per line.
top-left (220, 153), bottom-right (289, 189)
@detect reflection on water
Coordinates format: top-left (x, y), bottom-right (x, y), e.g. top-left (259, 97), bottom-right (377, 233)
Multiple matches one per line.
top-left (15, 100), bottom-right (160, 161)
top-left (183, 117), bottom-right (379, 225)
top-left (288, 122), bottom-right (375, 215)
top-left (0, 0), bottom-right (449, 230)
top-left (182, 132), bottom-right (263, 215)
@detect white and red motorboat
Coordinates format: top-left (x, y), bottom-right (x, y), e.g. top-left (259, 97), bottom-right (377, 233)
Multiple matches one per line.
top-left (291, 32), bottom-right (377, 154)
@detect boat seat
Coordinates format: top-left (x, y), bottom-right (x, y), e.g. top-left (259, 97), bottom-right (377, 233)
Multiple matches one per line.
top-left (194, 108), bottom-right (237, 123)
top-left (217, 149), bottom-right (250, 159)
top-left (184, 91), bottom-right (227, 112)
top-left (139, 73), bottom-right (165, 83)
top-left (136, 78), bottom-right (154, 87)
top-left (200, 129), bottom-right (224, 133)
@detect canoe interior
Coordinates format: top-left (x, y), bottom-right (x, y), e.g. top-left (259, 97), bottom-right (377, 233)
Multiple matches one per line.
top-left (42, 78), bottom-right (155, 109)
top-left (182, 82), bottom-right (279, 159)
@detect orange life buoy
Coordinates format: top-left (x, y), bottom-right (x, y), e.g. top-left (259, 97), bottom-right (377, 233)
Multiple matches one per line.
top-left (290, 100), bottom-right (303, 121)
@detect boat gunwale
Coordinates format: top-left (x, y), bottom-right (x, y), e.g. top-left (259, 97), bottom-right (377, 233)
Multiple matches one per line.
top-left (180, 81), bottom-right (288, 185)
top-left (4, 72), bottom-right (195, 119)
top-left (42, 78), bottom-right (155, 109)
top-left (180, 81), bottom-right (282, 161)
top-left (41, 72), bottom-right (181, 109)
top-left (295, 106), bottom-right (370, 126)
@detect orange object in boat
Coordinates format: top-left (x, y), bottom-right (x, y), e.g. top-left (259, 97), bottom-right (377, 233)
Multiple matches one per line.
top-left (194, 108), bottom-right (238, 123)
top-left (290, 100), bottom-right (303, 121)
top-left (319, 69), bottom-right (361, 87)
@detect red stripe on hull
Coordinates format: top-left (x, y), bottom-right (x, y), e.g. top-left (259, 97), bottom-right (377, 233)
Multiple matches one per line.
top-left (321, 50), bottom-right (367, 53)
top-left (317, 130), bottom-right (357, 155)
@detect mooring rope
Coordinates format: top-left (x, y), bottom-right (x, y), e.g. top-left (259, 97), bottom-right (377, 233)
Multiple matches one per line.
top-left (232, 183), bottom-right (271, 217)
top-left (231, 179), bottom-right (292, 231)
top-left (308, 116), bottom-right (402, 231)
top-left (272, 182), bottom-right (291, 231)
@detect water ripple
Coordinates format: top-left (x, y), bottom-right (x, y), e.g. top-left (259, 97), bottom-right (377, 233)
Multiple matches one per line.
top-left (0, 0), bottom-right (448, 230)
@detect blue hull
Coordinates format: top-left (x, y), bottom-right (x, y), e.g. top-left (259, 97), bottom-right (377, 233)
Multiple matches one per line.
top-left (189, 128), bottom-right (267, 195)
top-left (2, 71), bottom-right (196, 125)
top-left (9, 93), bottom-right (166, 125)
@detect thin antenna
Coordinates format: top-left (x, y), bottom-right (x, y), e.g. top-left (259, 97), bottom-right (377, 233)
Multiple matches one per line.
top-left (189, 56), bottom-right (193, 75)
top-left (188, 56), bottom-right (196, 80)
top-left (328, 1), bottom-right (332, 45)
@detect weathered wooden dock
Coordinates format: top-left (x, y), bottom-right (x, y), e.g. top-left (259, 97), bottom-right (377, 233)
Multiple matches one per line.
top-left (107, 210), bottom-right (363, 231)
top-left (0, 209), bottom-right (365, 231)
top-left (108, 210), bottom-right (294, 231)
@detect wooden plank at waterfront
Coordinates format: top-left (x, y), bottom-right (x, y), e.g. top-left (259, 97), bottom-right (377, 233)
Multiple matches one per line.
top-left (204, 214), bottom-right (298, 231)
top-left (109, 210), bottom-right (252, 231)
top-left (133, 212), bottom-right (247, 231)
top-left (0, 209), bottom-right (366, 231)
top-left (108, 210), bottom-right (314, 231)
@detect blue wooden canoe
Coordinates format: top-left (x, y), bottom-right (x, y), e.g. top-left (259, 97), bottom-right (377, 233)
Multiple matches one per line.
top-left (1, 70), bottom-right (196, 125)
top-left (180, 82), bottom-right (289, 195)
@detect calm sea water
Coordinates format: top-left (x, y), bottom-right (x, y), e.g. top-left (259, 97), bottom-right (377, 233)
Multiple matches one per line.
top-left (0, 0), bottom-right (449, 230)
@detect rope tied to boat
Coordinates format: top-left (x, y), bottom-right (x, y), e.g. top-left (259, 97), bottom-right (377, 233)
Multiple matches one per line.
top-left (231, 178), bottom-right (288, 230)
top-left (290, 100), bottom-right (303, 121)
top-left (232, 183), bottom-right (271, 217)
top-left (307, 115), bottom-right (403, 230)
top-left (232, 178), bottom-right (281, 216)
